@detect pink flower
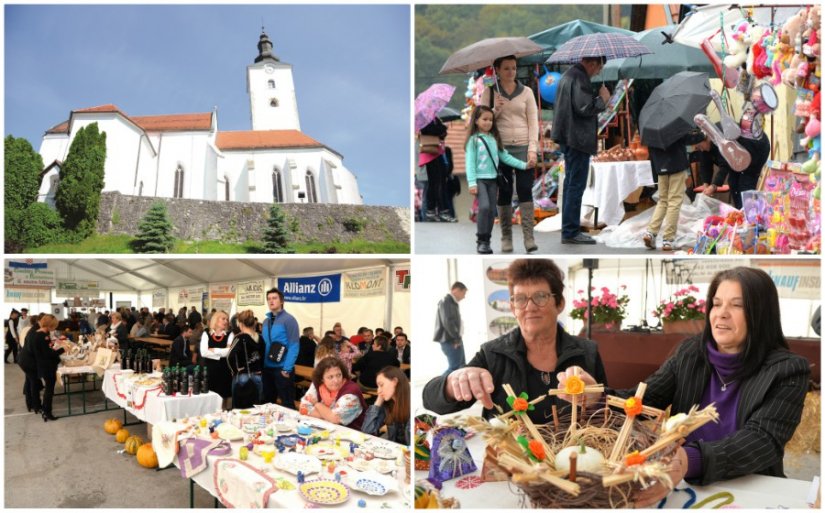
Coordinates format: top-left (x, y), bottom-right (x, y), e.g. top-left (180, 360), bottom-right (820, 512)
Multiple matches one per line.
top-left (577, 290), bottom-right (584, 295)
top-left (689, 285), bottom-right (699, 292)
top-left (601, 287), bottom-right (610, 294)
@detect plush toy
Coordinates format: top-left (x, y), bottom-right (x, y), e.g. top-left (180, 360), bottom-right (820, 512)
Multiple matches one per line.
top-left (771, 40), bottom-right (794, 86)
top-left (724, 21), bottom-right (752, 69)
top-left (751, 29), bottom-right (773, 78)
top-left (782, 10), bottom-right (807, 50)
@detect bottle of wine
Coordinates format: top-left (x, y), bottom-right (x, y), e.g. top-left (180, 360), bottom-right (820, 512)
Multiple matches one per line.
top-left (172, 366), bottom-right (179, 395)
top-left (162, 368), bottom-right (171, 395)
top-left (201, 366), bottom-right (209, 394)
top-left (188, 373), bottom-right (194, 395)
top-left (192, 366), bottom-right (200, 395)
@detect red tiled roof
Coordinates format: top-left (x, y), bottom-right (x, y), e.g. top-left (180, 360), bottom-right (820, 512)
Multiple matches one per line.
top-left (131, 113), bottom-right (213, 132)
top-left (216, 130), bottom-right (323, 151)
top-left (45, 105), bottom-right (212, 134)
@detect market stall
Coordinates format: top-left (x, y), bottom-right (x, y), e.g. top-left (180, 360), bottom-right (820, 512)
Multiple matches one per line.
top-left (164, 403), bottom-right (409, 508)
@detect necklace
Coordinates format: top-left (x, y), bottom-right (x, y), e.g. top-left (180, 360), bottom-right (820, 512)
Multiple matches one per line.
top-left (714, 367), bottom-right (735, 392)
top-left (540, 371), bottom-right (553, 386)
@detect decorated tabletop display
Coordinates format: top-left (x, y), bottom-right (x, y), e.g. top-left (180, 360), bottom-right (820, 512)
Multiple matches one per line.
top-left (427, 427), bottom-right (477, 488)
top-left (447, 378), bottom-right (719, 508)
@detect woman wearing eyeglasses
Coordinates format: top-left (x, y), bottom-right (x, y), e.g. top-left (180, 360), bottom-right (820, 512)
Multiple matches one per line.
top-left (423, 258), bottom-right (608, 424)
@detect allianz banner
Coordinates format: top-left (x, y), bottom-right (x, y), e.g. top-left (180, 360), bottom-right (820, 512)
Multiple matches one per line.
top-left (278, 274), bottom-right (341, 303)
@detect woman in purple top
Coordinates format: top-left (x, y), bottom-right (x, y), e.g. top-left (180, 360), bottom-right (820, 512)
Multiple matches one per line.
top-left (559, 267), bottom-right (809, 499)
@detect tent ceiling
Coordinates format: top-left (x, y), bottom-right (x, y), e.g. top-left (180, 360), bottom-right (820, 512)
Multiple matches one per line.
top-left (37, 258), bottom-right (406, 292)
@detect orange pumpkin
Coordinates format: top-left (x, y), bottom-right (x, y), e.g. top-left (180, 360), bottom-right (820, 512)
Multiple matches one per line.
top-left (124, 435), bottom-right (144, 455)
top-left (136, 443), bottom-right (158, 468)
top-left (115, 428), bottom-right (130, 444)
top-left (104, 418), bottom-right (123, 434)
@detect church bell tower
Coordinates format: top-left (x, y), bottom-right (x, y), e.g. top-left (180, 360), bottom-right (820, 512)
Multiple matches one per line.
top-left (247, 29), bottom-right (301, 131)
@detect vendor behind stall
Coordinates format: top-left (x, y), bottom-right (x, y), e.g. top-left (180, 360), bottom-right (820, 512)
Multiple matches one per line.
top-left (698, 131), bottom-right (771, 209)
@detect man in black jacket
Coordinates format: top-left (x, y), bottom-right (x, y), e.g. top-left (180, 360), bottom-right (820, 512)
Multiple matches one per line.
top-left (551, 57), bottom-right (610, 245)
top-left (433, 282), bottom-right (467, 376)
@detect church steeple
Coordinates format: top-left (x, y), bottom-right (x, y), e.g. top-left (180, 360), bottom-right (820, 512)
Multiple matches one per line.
top-left (254, 28), bottom-right (279, 63)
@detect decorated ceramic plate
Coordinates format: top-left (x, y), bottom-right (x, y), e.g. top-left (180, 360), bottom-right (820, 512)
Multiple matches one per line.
top-left (305, 443), bottom-right (349, 461)
top-left (361, 439), bottom-right (400, 459)
top-left (352, 471), bottom-right (395, 496)
top-left (299, 480), bottom-right (350, 505)
top-left (273, 452), bottom-right (322, 475)
top-left (214, 423), bottom-right (244, 441)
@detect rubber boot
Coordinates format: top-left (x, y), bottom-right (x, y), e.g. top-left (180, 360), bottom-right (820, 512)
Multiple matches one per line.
top-left (519, 201), bottom-right (538, 253)
top-left (498, 205), bottom-right (513, 253)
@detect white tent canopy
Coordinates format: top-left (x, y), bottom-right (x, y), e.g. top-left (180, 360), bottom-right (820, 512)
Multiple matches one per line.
top-left (4, 257), bottom-right (411, 337)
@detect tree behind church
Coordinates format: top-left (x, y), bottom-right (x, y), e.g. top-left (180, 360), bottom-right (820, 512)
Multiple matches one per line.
top-left (261, 204), bottom-right (292, 253)
top-left (55, 123), bottom-right (107, 240)
top-left (132, 202), bottom-right (175, 253)
top-left (4, 135), bottom-right (45, 250)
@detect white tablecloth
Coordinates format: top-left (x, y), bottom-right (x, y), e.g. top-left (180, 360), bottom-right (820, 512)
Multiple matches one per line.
top-left (415, 426), bottom-right (815, 509)
top-left (56, 365), bottom-right (96, 381)
top-left (581, 160), bottom-right (654, 227)
top-left (102, 367), bottom-right (222, 425)
top-left (173, 403), bottom-right (410, 509)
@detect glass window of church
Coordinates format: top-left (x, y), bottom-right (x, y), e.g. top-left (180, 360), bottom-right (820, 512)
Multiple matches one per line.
top-left (272, 168), bottom-right (283, 203)
top-left (225, 178), bottom-right (230, 201)
top-left (270, 98), bottom-right (279, 107)
top-left (305, 170), bottom-right (318, 203)
top-left (174, 165), bottom-right (184, 199)
top-left (268, 79), bottom-right (275, 89)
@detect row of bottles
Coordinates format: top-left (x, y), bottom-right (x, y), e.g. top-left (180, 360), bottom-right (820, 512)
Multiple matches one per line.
top-left (162, 365), bottom-right (208, 396)
top-left (121, 348), bottom-right (152, 374)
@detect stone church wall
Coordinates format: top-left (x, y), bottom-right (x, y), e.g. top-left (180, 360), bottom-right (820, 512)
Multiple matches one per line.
top-left (98, 192), bottom-right (410, 245)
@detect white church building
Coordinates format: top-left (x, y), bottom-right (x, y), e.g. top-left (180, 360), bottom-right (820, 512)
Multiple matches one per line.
top-left (37, 31), bottom-right (363, 206)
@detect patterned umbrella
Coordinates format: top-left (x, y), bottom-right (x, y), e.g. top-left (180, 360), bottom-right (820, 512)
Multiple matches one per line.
top-left (414, 83), bottom-right (456, 132)
top-left (546, 32), bottom-right (652, 64)
top-left (439, 37), bottom-right (544, 74)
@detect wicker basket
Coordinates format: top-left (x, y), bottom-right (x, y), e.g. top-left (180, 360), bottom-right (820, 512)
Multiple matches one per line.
top-left (487, 406), bottom-right (679, 509)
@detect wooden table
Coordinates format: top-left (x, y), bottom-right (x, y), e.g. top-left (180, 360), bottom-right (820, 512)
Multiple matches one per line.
top-left (294, 365), bottom-right (313, 380)
top-left (134, 336), bottom-right (174, 348)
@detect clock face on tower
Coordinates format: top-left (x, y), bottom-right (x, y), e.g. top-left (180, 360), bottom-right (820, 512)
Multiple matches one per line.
top-left (264, 64), bottom-right (275, 74)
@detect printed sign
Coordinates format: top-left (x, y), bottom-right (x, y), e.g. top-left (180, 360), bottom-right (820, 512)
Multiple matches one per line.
top-left (210, 283), bottom-right (236, 313)
top-left (393, 266), bottom-right (410, 292)
top-left (344, 269), bottom-right (385, 298)
top-left (5, 288), bottom-right (51, 303)
top-left (752, 260), bottom-right (820, 300)
top-left (237, 280), bottom-right (265, 306)
top-left (278, 274), bottom-right (341, 303)
top-left (152, 289), bottom-right (167, 308)
top-left (4, 268), bottom-right (55, 287)
top-left (56, 280), bottom-right (99, 296)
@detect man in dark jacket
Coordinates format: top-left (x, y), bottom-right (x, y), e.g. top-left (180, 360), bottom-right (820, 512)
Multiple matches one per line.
top-left (433, 282), bottom-right (467, 376)
top-left (187, 306), bottom-right (202, 328)
top-left (551, 57), bottom-right (611, 244)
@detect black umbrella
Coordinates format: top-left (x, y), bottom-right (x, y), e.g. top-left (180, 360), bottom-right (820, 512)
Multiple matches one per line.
top-left (639, 71), bottom-right (711, 150)
top-left (436, 106), bottom-right (462, 123)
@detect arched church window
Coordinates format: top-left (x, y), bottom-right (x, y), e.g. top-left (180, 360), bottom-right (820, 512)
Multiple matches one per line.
top-left (267, 79), bottom-right (275, 89)
top-left (305, 170), bottom-right (318, 204)
top-left (224, 176), bottom-right (230, 201)
top-left (270, 98), bottom-right (279, 107)
top-left (174, 165), bottom-right (184, 198)
top-left (272, 167), bottom-right (284, 203)
top-left (139, 181), bottom-right (144, 197)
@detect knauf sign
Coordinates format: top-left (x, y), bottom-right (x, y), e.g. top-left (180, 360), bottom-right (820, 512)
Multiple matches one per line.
top-left (278, 274), bottom-right (341, 303)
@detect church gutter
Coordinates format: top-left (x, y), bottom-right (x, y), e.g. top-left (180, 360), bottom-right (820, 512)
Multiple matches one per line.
top-left (154, 133), bottom-right (163, 197)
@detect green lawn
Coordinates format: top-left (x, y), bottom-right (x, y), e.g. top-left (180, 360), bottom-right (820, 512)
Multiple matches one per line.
top-left (26, 235), bottom-right (409, 254)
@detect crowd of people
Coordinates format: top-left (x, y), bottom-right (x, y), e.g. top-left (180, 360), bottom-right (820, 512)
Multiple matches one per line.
top-left (7, 287), bottom-right (411, 444)
top-left (424, 258), bottom-right (810, 495)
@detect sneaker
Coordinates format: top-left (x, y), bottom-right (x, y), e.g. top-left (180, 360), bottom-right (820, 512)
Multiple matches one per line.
top-left (425, 210), bottom-right (438, 222)
top-left (438, 213), bottom-right (458, 223)
top-left (561, 233), bottom-right (597, 245)
top-left (662, 240), bottom-right (674, 251)
top-left (642, 231), bottom-right (656, 249)
top-left (476, 241), bottom-right (493, 254)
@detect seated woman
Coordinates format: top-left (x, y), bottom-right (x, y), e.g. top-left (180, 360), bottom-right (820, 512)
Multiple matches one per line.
top-left (561, 266), bottom-right (809, 486)
top-left (423, 259), bottom-right (608, 424)
top-left (361, 366), bottom-right (410, 445)
top-left (227, 310), bottom-right (265, 409)
top-left (313, 336), bottom-right (337, 367)
top-left (299, 357), bottom-right (367, 430)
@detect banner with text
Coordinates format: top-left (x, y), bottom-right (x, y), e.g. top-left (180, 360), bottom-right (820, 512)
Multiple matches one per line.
top-left (56, 280), bottom-right (99, 297)
top-left (152, 289), bottom-right (167, 309)
top-left (752, 260), bottom-right (821, 300)
top-left (178, 287), bottom-right (205, 304)
top-left (237, 280), bottom-right (265, 306)
top-left (393, 265), bottom-right (411, 292)
top-left (343, 269), bottom-right (385, 298)
top-left (5, 287), bottom-right (51, 303)
top-left (4, 268), bottom-right (55, 288)
top-left (278, 274), bottom-right (341, 303)
top-left (210, 283), bottom-right (236, 312)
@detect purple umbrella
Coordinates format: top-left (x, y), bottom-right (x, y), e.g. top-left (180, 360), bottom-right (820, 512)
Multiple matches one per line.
top-left (415, 83), bottom-right (456, 132)
top-left (546, 32), bottom-right (652, 64)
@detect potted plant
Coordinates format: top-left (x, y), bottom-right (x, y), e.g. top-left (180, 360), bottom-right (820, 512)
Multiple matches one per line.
top-left (652, 285), bottom-right (707, 334)
top-left (570, 286), bottom-right (629, 332)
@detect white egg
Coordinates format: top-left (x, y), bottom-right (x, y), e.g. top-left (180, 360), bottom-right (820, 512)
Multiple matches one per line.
top-left (555, 444), bottom-right (605, 474)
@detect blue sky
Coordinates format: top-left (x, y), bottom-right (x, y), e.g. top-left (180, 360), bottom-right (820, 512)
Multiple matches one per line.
top-left (4, 4), bottom-right (411, 207)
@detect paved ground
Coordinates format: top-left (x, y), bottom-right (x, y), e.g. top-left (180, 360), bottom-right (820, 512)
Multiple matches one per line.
top-left (4, 364), bottom-right (216, 508)
top-left (414, 217), bottom-right (654, 255)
